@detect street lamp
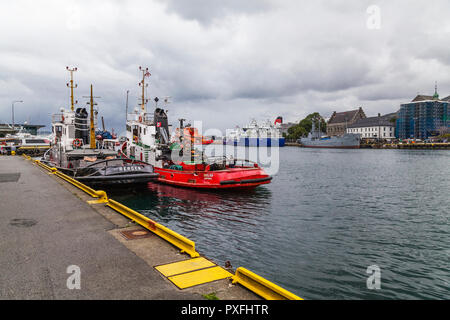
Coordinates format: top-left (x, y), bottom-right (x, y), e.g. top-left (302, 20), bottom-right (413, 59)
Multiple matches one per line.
top-left (12, 100), bottom-right (23, 132)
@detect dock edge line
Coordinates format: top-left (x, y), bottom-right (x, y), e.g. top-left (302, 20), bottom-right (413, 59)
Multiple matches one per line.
top-left (107, 199), bottom-right (199, 258)
top-left (232, 267), bottom-right (303, 300)
top-left (29, 157), bottom-right (199, 258)
top-left (26, 155), bottom-right (302, 300)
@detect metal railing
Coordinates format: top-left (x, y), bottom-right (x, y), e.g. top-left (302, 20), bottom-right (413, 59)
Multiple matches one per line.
top-left (232, 268), bottom-right (303, 300)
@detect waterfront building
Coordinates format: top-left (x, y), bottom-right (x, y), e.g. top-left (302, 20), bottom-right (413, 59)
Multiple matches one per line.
top-left (347, 113), bottom-right (396, 141)
top-left (326, 107), bottom-right (366, 136)
top-left (0, 123), bottom-right (45, 137)
top-left (396, 87), bottom-right (450, 140)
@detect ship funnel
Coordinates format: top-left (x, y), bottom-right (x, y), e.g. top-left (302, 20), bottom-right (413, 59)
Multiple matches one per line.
top-left (154, 108), bottom-right (170, 144)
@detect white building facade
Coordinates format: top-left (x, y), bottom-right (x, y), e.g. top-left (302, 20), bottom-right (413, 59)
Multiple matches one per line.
top-left (346, 113), bottom-right (396, 141)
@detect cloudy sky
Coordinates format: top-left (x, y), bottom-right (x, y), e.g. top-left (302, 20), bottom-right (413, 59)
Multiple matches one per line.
top-left (1, 0), bottom-right (450, 134)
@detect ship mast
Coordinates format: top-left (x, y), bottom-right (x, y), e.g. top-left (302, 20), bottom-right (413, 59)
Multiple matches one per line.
top-left (138, 66), bottom-right (150, 112)
top-left (66, 66), bottom-right (78, 111)
top-left (84, 84), bottom-right (100, 149)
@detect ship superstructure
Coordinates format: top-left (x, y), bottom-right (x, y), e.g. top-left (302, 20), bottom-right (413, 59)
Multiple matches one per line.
top-left (224, 118), bottom-right (285, 147)
top-left (43, 67), bottom-right (158, 185)
top-left (123, 67), bottom-right (272, 189)
top-left (298, 120), bottom-right (361, 149)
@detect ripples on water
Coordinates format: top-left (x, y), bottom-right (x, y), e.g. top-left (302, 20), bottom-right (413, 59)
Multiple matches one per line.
top-left (108, 148), bottom-right (450, 300)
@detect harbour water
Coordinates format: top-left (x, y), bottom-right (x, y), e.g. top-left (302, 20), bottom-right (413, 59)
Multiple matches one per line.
top-left (107, 147), bottom-right (450, 300)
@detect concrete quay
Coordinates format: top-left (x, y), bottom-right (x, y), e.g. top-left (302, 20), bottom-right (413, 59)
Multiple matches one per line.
top-left (0, 156), bottom-right (259, 300)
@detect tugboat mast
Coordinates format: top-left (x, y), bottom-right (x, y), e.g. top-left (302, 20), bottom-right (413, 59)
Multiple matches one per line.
top-left (84, 84), bottom-right (100, 149)
top-left (139, 66), bottom-right (150, 112)
top-left (66, 66), bottom-right (78, 111)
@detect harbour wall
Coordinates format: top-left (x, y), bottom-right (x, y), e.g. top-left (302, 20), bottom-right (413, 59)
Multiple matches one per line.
top-left (0, 154), bottom-right (302, 300)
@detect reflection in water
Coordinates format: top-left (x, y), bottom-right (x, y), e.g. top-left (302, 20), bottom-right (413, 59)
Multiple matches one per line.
top-left (113, 182), bottom-right (272, 222)
top-left (107, 148), bottom-right (450, 300)
top-left (108, 183), bottom-right (273, 267)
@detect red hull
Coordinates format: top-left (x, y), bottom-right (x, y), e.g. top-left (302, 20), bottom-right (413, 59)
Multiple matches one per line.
top-left (154, 167), bottom-right (272, 189)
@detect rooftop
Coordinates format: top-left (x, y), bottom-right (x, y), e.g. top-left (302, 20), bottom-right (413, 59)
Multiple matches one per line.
top-left (0, 123), bottom-right (45, 129)
top-left (328, 107), bottom-right (365, 124)
top-left (348, 113), bottom-right (396, 128)
top-left (410, 83), bottom-right (449, 103)
top-left (412, 95), bottom-right (434, 102)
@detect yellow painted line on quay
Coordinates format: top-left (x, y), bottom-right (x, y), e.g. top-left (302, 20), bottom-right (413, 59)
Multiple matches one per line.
top-left (155, 257), bottom-right (216, 277)
top-left (168, 266), bottom-right (233, 289)
top-left (25, 155), bottom-right (303, 300)
top-left (232, 267), bottom-right (303, 300)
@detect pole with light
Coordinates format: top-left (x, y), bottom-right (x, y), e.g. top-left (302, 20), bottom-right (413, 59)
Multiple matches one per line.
top-left (12, 100), bottom-right (23, 132)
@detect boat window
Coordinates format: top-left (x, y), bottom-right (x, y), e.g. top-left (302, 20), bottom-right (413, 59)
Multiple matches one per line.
top-left (68, 125), bottom-right (75, 138)
top-left (25, 139), bottom-right (47, 144)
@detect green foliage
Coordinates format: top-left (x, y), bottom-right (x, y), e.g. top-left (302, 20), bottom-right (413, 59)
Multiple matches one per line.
top-left (286, 112), bottom-right (327, 140)
top-left (287, 125), bottom-right (308, 139)
top-left (203, 292), bottom-right (220, 300)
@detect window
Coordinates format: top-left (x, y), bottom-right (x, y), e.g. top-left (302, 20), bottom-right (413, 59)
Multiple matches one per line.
top-left (25, 139), bottom-right (47, 144)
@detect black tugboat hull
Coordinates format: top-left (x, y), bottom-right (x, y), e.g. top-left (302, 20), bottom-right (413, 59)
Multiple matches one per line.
top-left (75, 173), bottom-right (159, 186)
top-left (40, 157), bottom-right (159, 187)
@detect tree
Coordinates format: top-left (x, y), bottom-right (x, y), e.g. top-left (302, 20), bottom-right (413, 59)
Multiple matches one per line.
top-left (299, 112), bottom-right (327, 134)
top-left (287, 125), bottom-right (308, 139)
top-left (286, 112), bottom-right (327, 140)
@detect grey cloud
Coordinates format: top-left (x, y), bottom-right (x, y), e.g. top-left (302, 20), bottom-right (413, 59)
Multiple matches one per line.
top-left (160, 0), bottom-right (273, 24)
top-left (1, 0), bottom-right (450, 133)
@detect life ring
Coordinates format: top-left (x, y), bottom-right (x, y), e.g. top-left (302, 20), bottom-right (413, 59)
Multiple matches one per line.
top-left (73, 139), bottom-right (82, 148)
top-left (138, 115), bottom-right (143, 122)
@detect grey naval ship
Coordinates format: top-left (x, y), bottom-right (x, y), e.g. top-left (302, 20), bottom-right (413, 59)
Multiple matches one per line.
top-left (298, 122), bottom-right (361, 149)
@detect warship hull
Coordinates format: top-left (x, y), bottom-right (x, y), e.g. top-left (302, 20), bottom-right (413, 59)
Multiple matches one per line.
top-left (298, 134), bottom-right (360, 149)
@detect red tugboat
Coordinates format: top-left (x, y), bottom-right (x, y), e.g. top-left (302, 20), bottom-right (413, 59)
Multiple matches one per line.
top-left (153, 157), bottom-right (272, 189)
top-left (122, 66), bottom-right (272, 189)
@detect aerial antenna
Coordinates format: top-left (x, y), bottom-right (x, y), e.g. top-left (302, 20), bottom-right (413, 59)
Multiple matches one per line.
top-left (125, 90), bottom-right (129, 122)
top-left (66, 66), bottom-right (78, 111)
top-left (138, 66), bottom-right (151, 112)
